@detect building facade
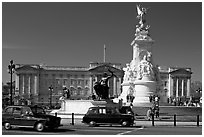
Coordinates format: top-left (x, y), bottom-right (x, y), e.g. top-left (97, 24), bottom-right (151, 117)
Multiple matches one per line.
top-left (13, 62), bottom-right (192, 105)
top-left (159, 66), bottom-right (192, 102)
top-left (14, 62), bottom-right (124, 106)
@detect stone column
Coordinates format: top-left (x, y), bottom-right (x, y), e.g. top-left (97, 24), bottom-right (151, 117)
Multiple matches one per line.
top-left (176, 78), bottom-right (179, 97)
top-left (31, 74), bottom-right (34, 95)
top-left (113, 77), bottom-right (116, 96)
top-left (25, 74), bottom-right (29, 95)
top-left (117, 78), bottom-right (121, 96)
top-left (33, 75), bottom-right (39, 97)
top-left (15, 74), bottom-right (19, 91)
top-left (28, 75), bottom-right (31, 98)
top-left (187, 78), bottom-right (191, 97)
top-left (89, 76), bottom-right (93, 94)
top-left (19, 75), bottom-right (22, 95)
top-left (168, 73), bottom-right (173, 97)
top-left (22, 74), bottom-right (25, 95)
top-left (181, 79), bottom-right (184, 96)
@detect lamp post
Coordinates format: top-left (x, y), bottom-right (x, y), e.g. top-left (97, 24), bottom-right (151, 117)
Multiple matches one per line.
top-left (8, 60), bottom-right (15, 105)
top-left (48, 85), bottom-right (53, 109)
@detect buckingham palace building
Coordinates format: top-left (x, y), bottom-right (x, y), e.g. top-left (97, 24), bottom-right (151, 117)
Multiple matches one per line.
top-left (13, 62), bottom-right (192, 106)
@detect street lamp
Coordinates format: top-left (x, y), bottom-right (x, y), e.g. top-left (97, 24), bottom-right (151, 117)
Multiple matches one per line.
top-left (8, 60), bottom-right (15, 105)
top-left (48, 85), bottom-right (53, 109)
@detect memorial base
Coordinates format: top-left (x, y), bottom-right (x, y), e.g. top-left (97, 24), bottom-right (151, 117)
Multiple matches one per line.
top-left (119, 80), bottom-right (156, 107)
top-left (52, 99), bottom-right (121, 115)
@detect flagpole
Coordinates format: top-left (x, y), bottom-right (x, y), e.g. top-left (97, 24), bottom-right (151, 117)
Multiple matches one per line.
top-left (104, 44), bottom-right (106, 63)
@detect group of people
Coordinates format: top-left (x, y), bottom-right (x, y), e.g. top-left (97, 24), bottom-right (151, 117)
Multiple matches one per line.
top-left (146, 104), bottom-right (160, 120)
top-left (167, 96), bottom-right (201, 107)
top-left (149, 95), bottom-right (160, 103)
top-left (147, 95), bottom-right (160, 120)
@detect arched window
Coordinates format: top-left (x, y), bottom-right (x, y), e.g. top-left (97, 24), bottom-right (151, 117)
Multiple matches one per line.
top-left (77, 86), bottom-right (82, 95)
top-left (84, 87), bottom-right (89, 96)
top-left (70, 86), bottom-right (76, 95)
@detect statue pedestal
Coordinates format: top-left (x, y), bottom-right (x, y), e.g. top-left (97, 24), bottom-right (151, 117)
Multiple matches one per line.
top-left (119, 80), bottom-right (156, 106)
top-left (53, 99), bottom-right (121, 116)
top-left (60, 100), bottom-right (94, 114)
top-left (133, 80), bottom-right (156, 104)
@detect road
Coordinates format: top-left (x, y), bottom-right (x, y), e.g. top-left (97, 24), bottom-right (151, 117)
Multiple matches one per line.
top-left (2, 125), bottom-right (202, 135)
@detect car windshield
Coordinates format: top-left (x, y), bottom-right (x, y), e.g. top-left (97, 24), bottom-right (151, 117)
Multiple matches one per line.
top-left (31, 106), bottom-right (46, 114)
top-left (87, 108), bottom-right (98, 114)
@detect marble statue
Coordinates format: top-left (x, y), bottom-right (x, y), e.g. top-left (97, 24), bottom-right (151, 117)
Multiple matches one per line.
top-left (135, 5), bottom-right (151, 40)
top-left (123, 63), bottom-right (133, 81)
top-left (118, 4), bottom-right (162, 105)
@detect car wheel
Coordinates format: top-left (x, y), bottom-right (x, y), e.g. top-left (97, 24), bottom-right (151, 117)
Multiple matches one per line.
top-left (4, 122), bottom-right (11, 130)
top-left (121, 121), bottom-right (130, 127)
top-left (35, 122), bottom-right (45, 132)
top-left (89, 121), bottom-right (96, 127)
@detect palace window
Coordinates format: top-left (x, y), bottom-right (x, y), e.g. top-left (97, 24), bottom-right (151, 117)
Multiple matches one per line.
top-left (85, 80), bottom-right (89, 85)
top-left (77, 87), bottom-right (82, 95)
top-left (70, 86), bottom-right (76, 95)
top-left (71, 79), bottom-right (76, 85)
top-left (63, 79), bottom-right (68, 86)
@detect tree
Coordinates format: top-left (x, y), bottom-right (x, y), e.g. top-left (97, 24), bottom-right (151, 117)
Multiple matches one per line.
top-left (191, 81), bottom-right (202, 97)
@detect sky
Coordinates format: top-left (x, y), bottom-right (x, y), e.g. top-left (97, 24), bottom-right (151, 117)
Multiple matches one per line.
top-left (2, 2), bottom-right (202, 84)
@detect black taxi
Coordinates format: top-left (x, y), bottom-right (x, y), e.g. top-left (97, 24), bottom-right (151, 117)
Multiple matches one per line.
top-left (82, 106), bottom-right (135, 127)
top-left (2, 105), bottom-right (62, 132)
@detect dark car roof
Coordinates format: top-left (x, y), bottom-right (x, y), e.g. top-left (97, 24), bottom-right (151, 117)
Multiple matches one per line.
top-left (6, 105), bottom-right (25, 107)
top-left (4, 105), bottom-right (42, 108)
top-left (4, 105), bottom-right (29, 109)
top-left (89, 106), bottom-right (117, 109)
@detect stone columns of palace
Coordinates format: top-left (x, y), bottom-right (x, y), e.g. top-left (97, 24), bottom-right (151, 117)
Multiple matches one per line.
top-left (187, 78), bottom-right (191, 97)
top-left (34, 75), bottom-right (38, 95)
top-left (22, 74), bottom-right (25, 95)
top-left (89, 74), bottom-right (98, 95)
top-left (118, 78), bottom-right (122, 95)
top-left (15, 74), bottom-right (20, 92)
top-left (18, 74), bottom-right (39, 97)
top-left (181, 79), bottom-right (184, 96)
top-left (176, 78), bottom-right (179, 97)
top-left (89, 75), bottom-right (93, 94)
top-left (28, 75), bottom-right (31, 97)
top-left (113, 77), bottom-right (116, 96)
top-left (168, 74), bottom-right (173, 97)
top-left (173, 77), bottom-right (189, 98)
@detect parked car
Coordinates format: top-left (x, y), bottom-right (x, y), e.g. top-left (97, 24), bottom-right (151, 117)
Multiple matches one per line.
top-left (82, 106), bottom-right (135, 127)
top-left (2, 105), bottom-right (62, 132)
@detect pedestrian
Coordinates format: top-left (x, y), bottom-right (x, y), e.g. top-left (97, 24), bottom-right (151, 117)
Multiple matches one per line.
top-left (146, 107), bottom-right (153, 120)
top-left (149, 95), bottom-right (152, 102)
top-left (155, 107), bottom-right (159, 118)
top-left (92, 94), bottom-right (96, 100)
